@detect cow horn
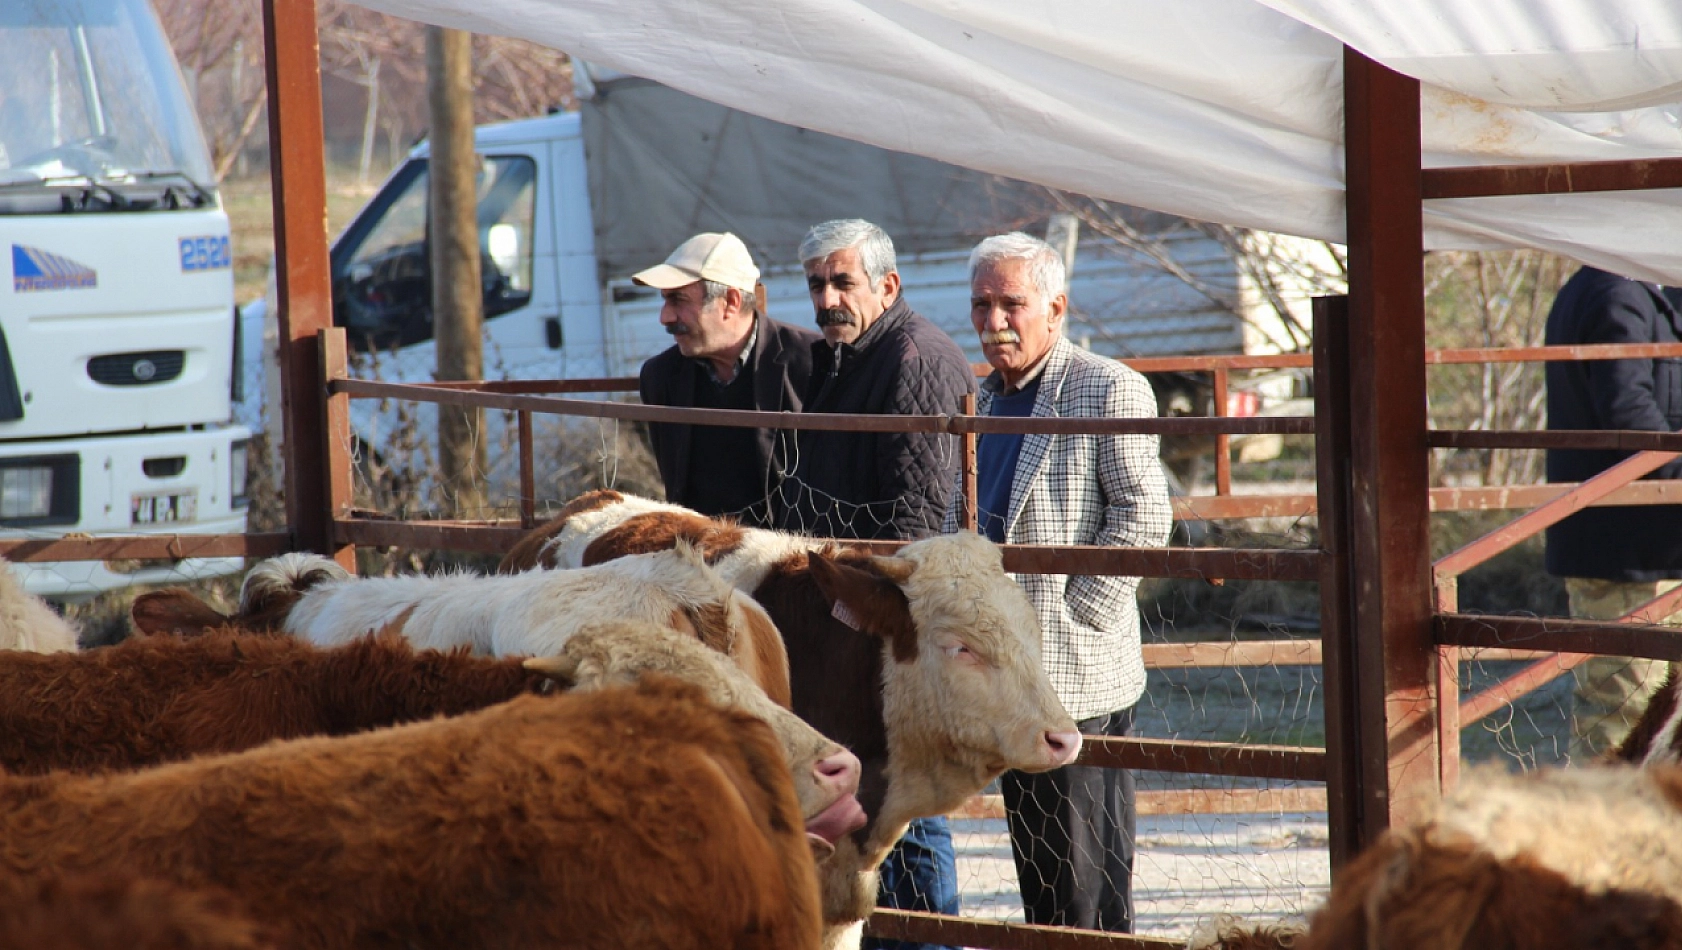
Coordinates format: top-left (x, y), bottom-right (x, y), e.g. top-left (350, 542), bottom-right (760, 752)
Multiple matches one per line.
top-left (868, 555), bottom-right (915, 584)
top-left (523, 654), bottom-right (580, 687)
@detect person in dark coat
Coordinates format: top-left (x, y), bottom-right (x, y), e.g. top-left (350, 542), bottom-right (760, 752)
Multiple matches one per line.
top-left (634, 232), bottom-right (819, 526)
top-left (777, 218), bottom-right (976, 543)
top-left (777, 219), bottom-right (974, 950)
top-left (1544, 263), bottom-right (1682, 756)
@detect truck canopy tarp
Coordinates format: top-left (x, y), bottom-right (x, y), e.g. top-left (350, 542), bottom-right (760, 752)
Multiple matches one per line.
top-left (581, 77), bottom-right (1055, 281)
top-left (353, 0), bottom-right (1682, 283)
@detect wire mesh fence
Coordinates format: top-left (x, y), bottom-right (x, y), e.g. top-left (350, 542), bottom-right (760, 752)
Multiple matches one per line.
top-left (18, 341), bottom-right (1682, 946)
top-left (320, 371), bottom-right (1341, 944)
top-left (310, 359), bottom-right (1676, 945)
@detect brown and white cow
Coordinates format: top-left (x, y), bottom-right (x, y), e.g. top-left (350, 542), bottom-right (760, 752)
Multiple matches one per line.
top-left (0, 678), bottom-right (828, 950)
top-left (498, 491), bottom-right (1082, 943)
top-left (234, 542), bottom-right (792, 707)
top-left (1296, 764), bottom-right (1682, 950)
top-left (115, 608), bottom-right (864, 864)
top-left (535, 621), bottom-right (867, 856)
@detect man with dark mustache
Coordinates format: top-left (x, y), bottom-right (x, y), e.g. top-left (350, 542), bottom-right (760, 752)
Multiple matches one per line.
top-left (778, 218), bottom-right (974, 542)
top-left (633, 232), bottom-right (819, 526)
top-left (776, 218), bottom-right (974, 950)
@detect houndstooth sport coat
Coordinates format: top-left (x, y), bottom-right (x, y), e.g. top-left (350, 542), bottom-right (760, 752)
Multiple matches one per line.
top-left (945, 336), bottom-right (1172, 719)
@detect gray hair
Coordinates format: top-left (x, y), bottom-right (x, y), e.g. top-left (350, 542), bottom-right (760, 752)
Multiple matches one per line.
top-left (798, 219), bottom-right (897, 290)
top-left (702, 279), bottom-right (757, 316)
top-left (968, 232), bottom-right (1068, 301)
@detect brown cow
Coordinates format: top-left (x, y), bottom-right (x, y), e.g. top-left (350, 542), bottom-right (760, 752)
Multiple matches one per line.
top-left (0, 875), bottom-right (275, 950)
top-left (0, 630), bottom-right (548, 774)
top-left (497, 493), bottom-right (1082, 943)
top-left (0, 618), bottom-right (865, 856)
top-left (1186, 915), bottom-right (1305, 950)
top-left (1296, 764), bottom-right (1682, 950)
top-left (1613, 661), bottom-right (1682, 766)
top-left (0, 679), bottom-right (825, 950)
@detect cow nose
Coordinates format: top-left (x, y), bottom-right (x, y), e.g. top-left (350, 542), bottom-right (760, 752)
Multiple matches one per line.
top-left (814, 748), bottom-right (862, 798)
top-left (1043, 728), bottom-right (1083, 768)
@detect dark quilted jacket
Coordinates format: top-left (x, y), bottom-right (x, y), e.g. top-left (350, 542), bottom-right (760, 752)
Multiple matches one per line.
top-left (1545, 266), bottom-right (1682, 580)
top-left (777, 297), bottom-right (976, 540)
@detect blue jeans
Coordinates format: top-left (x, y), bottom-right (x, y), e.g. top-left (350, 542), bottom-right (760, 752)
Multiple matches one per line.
top-left (863, 815), bottom-right (960, 950)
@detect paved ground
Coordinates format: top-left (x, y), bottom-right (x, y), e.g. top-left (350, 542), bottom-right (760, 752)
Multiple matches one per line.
top-left (951, 812), bottom-right (1329, 942)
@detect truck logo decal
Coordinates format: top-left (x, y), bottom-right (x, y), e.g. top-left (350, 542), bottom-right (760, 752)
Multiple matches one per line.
top-left (179, 235), bottom-right (232, 272)
top-left (11, 245), bottom-right (97, 293)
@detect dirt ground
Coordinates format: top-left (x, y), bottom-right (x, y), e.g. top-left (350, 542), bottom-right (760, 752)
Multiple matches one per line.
top-left (952, 811), bottom-right (1327, 940)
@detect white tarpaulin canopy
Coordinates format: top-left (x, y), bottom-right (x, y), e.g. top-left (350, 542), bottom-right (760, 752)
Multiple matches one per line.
top-left (359, 0), bottom-right (1682, 282)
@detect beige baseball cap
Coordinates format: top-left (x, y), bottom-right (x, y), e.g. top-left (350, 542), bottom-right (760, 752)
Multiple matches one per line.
top-left (631, 232), bottom-right (760, 293)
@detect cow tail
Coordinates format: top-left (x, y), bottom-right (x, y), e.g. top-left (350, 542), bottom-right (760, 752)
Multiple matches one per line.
top-left (239, 553), bottom-right (352, 624)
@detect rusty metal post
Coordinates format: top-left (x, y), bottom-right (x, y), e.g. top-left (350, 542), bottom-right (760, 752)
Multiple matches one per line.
top-left (262, 0), bottom-right (334, 556)
top-left (1312, 295), bottom-right (1364, 870)
top-left (1213, 367), bottom-right (1232, 496)
top-left (519, 410), bottom-right (536, 528)
top-left (960, 392), bottom-right (978, 532)
top-left (319, 329), bottom-right (356, 572)
top-left (1343, 47), bottom-right (1439, 831)
top-left (1437, 645), bottom-right (1461, 789)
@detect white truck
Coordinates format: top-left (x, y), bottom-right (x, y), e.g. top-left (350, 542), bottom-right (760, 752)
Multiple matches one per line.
top-left (241, 70), bottom-right (1249, 483)
top-left (1, 0), bottom-right (249, 597)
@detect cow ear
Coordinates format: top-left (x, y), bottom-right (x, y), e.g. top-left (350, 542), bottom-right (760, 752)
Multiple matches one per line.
top-left (130, 588), bottom-right (231, 637)
top-left (807, 551), bottom-right (919, 662)
top-left (523, 654), bottom-right (580, 690)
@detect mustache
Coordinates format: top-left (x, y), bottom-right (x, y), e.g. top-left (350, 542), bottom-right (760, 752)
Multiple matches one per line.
top-left (665, 324), bottom-right (689, 336)
top-left (981, 330), bottom-right (1022, 345)
top-left (815, 308), bottom-right (856, 328)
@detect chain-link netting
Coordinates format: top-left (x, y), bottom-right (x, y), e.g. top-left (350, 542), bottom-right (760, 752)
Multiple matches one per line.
top-left (34, 340), bottom-right (1673, 947)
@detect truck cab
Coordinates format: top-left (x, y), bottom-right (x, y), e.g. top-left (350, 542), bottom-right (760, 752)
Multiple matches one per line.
top-left (0, 0), bottom-right (249, 597)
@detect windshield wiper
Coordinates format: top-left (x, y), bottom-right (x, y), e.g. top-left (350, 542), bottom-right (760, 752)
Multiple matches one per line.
top-left (128, 170), bottom-right (214, 208)
top-left (0, 170), bottom-right (214, 213)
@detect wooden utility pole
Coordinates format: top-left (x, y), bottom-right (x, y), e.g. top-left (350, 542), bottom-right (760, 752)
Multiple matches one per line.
top-left (426, 26), bottom-right (485, 518)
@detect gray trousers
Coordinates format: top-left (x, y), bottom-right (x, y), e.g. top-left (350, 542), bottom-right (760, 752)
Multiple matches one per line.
top-left (1001, 707), bottom-right (1136, 932)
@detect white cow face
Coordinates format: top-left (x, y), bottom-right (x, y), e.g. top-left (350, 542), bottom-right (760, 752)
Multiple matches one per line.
top-left (527, 621), bottom-right (866, 857)
top-left (808, 532), bottom-right (1081, 821)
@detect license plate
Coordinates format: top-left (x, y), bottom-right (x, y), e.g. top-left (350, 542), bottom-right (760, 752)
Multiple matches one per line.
top-left (132, 491), bottom-right (197, 525)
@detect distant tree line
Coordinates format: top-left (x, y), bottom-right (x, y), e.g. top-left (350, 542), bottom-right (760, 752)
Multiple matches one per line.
top-left (154, 0), bottom-right (573, 182)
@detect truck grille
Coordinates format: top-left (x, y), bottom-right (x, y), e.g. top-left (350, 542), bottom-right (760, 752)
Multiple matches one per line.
top-left (87, 351), bottom-right (185, 386)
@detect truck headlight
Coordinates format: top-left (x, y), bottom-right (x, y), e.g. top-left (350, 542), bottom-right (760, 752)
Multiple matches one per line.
top-left (0, 455), bottom-right (76, 525)
top-left (0, 467), bottom-right (52, 520)
top-left (230, 439), bottom-right (250, 508)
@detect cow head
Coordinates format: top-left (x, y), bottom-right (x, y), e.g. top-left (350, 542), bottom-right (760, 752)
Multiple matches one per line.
top-left (807, 531), bottom-right (1080, 854)
top-left (526, 621), bottom-right (866, 862)
top-left (624, 541), bottom-right (793, 708)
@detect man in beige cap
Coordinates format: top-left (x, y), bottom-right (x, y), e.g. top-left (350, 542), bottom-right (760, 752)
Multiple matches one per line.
top-left (633, 232), bottom-right (820, 526)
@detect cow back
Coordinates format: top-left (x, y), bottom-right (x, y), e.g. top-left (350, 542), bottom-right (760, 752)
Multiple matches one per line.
top-left (0, 684), bottom-right (822, 950)
top-left (0, 874), bottom-right (274, 950)
top-left (0, 632), bottom-right (543, 774)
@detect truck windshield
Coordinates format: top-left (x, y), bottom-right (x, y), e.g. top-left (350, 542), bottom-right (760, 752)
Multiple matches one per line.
top-left (0, 0), bottom-right (216, 204)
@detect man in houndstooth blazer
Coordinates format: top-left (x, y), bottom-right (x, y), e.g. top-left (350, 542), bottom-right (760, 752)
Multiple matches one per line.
top-left (945, 232), bottom-right (1172, 933)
